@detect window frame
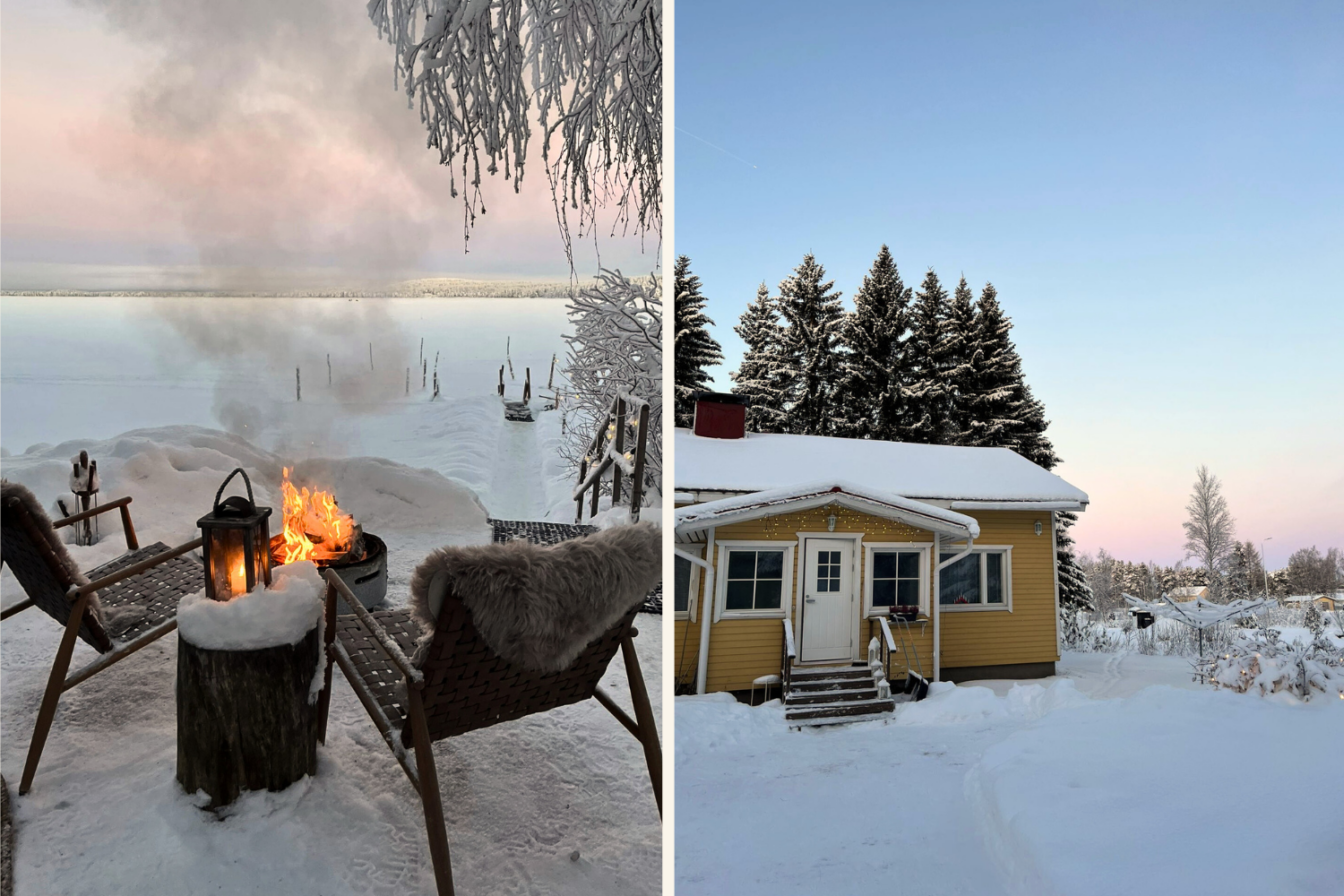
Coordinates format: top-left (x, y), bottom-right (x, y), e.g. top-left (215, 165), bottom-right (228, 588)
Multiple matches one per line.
top-left (863, 542), bottom-right (932, 617)
top-left (715, 541), bottom-right (795, 620)
top-left (674, 544), bottom-right (705, 622)
top-left (937, 545), bottom-right (1014, 612)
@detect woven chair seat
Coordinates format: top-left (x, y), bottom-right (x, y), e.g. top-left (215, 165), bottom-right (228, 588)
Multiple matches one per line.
top-left (334, 609), bottom-right (423, 735)
top-left (88, 542), bottom-right (204, 644)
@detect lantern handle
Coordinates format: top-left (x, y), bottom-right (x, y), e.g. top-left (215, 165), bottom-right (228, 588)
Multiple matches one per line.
top-left (213, 468), bottom-right (257, 514)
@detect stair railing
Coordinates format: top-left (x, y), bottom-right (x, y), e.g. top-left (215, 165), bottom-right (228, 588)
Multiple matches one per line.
top-left (573, 393), bottom-right (650, 523)
top-left (781, 619), bottom-right (796, 698)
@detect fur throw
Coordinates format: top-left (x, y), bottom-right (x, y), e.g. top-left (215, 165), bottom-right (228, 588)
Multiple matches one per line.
top-left (1, 479), bottom-right (109, 642)
top-left (408, 522), bottom-right (661, 673)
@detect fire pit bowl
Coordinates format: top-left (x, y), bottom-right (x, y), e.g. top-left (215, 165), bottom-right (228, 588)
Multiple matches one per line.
top-left (325, 533), bottom-right (388, 610)
top-left (270, 532), bottom-right (388, 610)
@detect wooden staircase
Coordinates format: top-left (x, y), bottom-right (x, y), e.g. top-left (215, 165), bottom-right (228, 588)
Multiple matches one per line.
top-left (784, 665), bottom-right (896, 727)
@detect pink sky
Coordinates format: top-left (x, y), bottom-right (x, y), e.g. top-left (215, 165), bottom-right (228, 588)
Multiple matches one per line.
top-left (1, 0), bottom-right (658, 286)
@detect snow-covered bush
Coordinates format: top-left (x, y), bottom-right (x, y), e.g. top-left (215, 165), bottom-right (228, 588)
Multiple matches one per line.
top-left (1304, 602), bottom-right (1325, 636)
top-left (1209, 628), bottom-right (1344, 701)
top-left (561, 268), bottom-right (661, 502)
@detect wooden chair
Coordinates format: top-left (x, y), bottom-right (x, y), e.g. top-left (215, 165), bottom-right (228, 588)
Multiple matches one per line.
top-left (0, 480), bottom-right (204, 795)
top-left (318, 547), bottom-right (662, 896)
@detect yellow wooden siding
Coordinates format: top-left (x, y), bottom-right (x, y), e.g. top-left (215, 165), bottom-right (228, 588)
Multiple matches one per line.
top-left (672, 506), bottom-right (1060, 690)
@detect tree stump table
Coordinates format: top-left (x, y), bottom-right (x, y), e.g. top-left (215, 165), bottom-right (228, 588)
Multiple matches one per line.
top-left (175, 567), bottom-right (325, 810)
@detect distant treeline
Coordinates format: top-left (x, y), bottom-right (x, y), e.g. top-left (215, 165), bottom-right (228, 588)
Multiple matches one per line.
top-left (1, 278), bottom-right (597, 299)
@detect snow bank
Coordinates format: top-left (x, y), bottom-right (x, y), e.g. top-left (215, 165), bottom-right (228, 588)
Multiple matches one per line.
top-left (967, 686), bottom-right (1344, 896)
top-left (177, 561), bottom-right (323, 651)
top-left (674, 694), bottom-right (787, 752)
top-left (899, 680), bottom-right (1090, 726)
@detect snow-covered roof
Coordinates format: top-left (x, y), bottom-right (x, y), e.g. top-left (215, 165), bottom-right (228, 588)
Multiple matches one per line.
top-left (675, 480), bottom-right (981, 539)
top-left (674, 429), bottom-right (1089, 506)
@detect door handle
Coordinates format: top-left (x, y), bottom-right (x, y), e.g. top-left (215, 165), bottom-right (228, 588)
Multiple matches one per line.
top-left (805, 597), bottom-right (816, 603)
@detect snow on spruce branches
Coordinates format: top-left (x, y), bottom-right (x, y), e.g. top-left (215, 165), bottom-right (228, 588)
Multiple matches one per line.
top-left (562, 268), bottom-right (662, 501)
top-left (682, 244), bottom-right (1092, 611)
top-left (673, 256), bottom-right (723, 427)
top-left (370, 0), bottom-right (662, 250)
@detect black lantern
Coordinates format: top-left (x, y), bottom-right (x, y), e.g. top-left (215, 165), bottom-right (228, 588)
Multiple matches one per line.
top-left (198, 468), bottom-right (273, 601)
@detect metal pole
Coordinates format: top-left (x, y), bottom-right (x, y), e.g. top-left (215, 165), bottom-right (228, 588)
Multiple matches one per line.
top-left (1261, 537), bottom-right (1272, 597)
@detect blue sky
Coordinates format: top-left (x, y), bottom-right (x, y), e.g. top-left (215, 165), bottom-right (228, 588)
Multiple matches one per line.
top-left (674, 0), bottom-right (1343, 565)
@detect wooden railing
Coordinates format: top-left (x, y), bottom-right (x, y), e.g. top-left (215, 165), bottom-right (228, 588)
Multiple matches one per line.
top-left (868, 613), bottom-right (927, 684)
top-left (781, 619), bottom-right (796, 697)
top-left (573, 393), bottom-right (650, 523)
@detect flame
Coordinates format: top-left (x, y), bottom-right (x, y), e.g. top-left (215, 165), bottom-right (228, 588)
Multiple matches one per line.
top-left (278, 467), bottom-right (355, 565)
top-left (228, 554), bottom-right (247, 596)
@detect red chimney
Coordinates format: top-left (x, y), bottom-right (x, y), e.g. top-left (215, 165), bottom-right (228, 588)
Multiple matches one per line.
top-left (692, 392), bottom-right (749, 440)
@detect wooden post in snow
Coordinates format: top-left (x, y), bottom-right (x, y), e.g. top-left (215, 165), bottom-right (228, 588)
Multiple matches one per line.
top-left (523, 368), bottom-right (531, 403)
top-left (406, 368), bottom-right (410, 396)
top-left (547, 354), bottom-right (556, 389)
top-left (326, 354), bottom-right (331, 386)
top-left (498, 366), bottom-right (505, 397)
top-left (629, 402), bottom-right (650, 522)
top-left (296, 368), bottom-right (301, 402)
top-left (369, 343), bottom-right (373, 371)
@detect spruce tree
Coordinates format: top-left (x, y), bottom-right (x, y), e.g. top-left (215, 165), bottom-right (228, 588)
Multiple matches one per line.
top-left (1056, 511), bottom-right (1094, 613)
top-left (836, 245), bottom-right (912, 440)
top-left (775, 253), bottom-right (847, 436)
top-left (902, 269), bottom-right (951, 443)
top-left (673, 255), bottom-right (724, 427)
top-left (731, 283), bottom-right (789, 433)
top-left (941, 275), bottom-right (980, 444)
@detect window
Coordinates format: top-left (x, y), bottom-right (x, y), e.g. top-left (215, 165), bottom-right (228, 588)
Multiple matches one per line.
top-left (724, 549), bottom-right (785, 612)
top-left (871, 550), bottom-right (922, 608)
top-left (674, 547), bottom-right (704, 620)
top-left (939, 548), bottom-right (1010, 608)
top-left (815, 550), bottom-right (842, 592)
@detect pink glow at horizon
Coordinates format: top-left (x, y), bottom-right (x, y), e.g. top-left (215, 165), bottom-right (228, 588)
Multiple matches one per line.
top-left (1, 0), bottom-right (655, 284)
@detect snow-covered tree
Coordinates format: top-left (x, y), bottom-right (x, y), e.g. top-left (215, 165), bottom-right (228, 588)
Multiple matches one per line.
top-left (561, 268), bottom-right (661, 499)
top-left (775, 253), bottom-right (847, 436)
top-left (673, 255), bottom-right (723, 428)
top-left (731, 283), bottom-right (789, 434)
top-left (1183, 465), bottom-right (1237, 599)
top-left (370, 0), bottom-right (662, 248)
top-left (941, 275), bottom-right (980, 444)
top-left (835, 245), bottom-right (911, 440)
top-left (902, 269), bottom-right (951, 443)
top-left (1056, 511), bottom-right (1094, 614)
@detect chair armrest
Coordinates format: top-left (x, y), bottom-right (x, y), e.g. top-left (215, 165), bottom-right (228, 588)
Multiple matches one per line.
top-left (52, 496), bottom-right (139, 550)
top-left (71, 537), bottom-right (203, 598)
top-left (322, 568), bottom-right (424, 685)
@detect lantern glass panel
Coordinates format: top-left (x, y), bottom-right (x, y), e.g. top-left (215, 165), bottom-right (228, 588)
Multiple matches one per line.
top-left (251, 516), bottom-right (272, 590)
top-left (207, 528), bottom-right (250, 601)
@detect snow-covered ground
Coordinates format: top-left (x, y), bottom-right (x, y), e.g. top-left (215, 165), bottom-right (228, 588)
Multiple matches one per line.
top-left (676, 652), bottom-right (1343, 896)
top-left (1, 298), bottom-right (661, 895)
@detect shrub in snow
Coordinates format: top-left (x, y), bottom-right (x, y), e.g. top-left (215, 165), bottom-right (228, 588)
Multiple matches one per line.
top-left (1304, 602), bottom-right (1325, 636)
top-left (562, 269), bottom-right (661, 503)
top-left (1209, 628), bottom-right (1344, 701)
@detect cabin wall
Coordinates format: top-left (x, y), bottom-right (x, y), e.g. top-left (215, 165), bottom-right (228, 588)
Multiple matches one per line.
top-left (674, 505), bottom-right (1058, 692)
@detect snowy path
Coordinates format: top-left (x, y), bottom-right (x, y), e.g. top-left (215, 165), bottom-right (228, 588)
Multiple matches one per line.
top-left (488, 415), bottom-right (548, 520)
top-left (677, 653), bottom-right (1344, 896)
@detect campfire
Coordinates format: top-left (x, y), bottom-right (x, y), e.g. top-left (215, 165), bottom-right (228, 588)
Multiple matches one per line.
top-left (272, 467), bottom-right (361, 566)
top-left (268, 467), bottom-right (388, 609)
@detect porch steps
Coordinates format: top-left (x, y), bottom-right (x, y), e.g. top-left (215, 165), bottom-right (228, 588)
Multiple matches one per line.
top-left (785, 665), bottom-right (895, 727)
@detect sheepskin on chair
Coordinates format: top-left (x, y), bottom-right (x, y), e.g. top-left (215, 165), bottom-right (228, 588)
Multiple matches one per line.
top-left (408, 522), bottom-right (661, 673)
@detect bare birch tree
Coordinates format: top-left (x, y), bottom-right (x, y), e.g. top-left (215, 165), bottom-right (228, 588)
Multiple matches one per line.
top-left (1183, 465), bottom-right (1237, 599)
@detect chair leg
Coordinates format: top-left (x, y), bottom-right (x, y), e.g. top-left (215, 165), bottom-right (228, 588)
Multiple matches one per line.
top-left (20, 596), bottom-right (89, 795)
top-left (620, 634), bottom-right (662, 817)
top-left (407, 686), bottom-right (455, 896)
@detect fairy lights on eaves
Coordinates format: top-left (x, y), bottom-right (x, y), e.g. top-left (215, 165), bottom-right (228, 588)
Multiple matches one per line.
top-left (741, 504), bottom-right (922, 540)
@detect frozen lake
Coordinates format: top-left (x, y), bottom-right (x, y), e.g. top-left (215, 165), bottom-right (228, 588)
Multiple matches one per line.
top-left (1, 296), bottom-right (572, 455)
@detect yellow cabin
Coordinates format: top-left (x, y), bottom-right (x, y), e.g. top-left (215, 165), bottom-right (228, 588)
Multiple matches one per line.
top-left (673, 394), bottom-right (1089, 710)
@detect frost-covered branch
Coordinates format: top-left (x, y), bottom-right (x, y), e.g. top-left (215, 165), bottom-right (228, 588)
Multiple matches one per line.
top-left (368, 0), bottom-right (662, 251)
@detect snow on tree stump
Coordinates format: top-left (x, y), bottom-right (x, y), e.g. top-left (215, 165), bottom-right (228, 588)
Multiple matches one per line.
top-left (175, 562), bottom-right (326, 810)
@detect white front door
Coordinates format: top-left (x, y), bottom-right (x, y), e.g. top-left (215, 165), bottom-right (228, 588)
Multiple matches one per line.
top-left (800, 538), bottom-right (853, 662)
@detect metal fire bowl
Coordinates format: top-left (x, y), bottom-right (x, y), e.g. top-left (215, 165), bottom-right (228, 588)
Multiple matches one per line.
top-left (325, 533), bottom-right (388, 610)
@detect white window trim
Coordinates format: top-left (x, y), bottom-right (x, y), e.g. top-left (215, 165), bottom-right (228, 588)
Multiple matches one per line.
top-left (863, 542), bottom-right (933, 617)
top-left (675, 544), bottom-right (705, 622)
top-left (937, 544), bottom-right (1014, 612)
top-left (716, 541), bottom-right (795, 620)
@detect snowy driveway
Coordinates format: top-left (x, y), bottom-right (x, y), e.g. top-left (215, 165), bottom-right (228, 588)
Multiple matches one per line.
top-left (676, 653), bottom-right (1344, 896)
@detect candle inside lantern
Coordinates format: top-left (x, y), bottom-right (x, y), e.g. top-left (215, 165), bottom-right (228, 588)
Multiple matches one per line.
top-left (228, 554), bottom-right (247, 597)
